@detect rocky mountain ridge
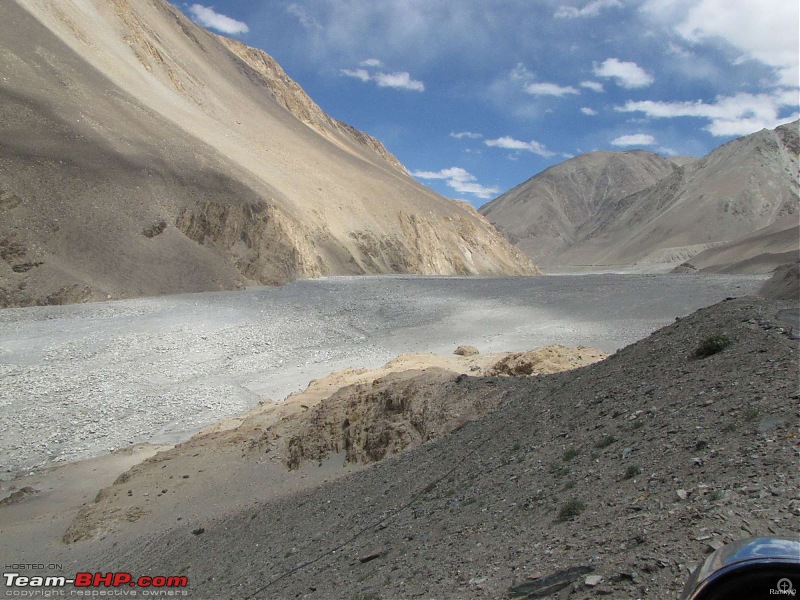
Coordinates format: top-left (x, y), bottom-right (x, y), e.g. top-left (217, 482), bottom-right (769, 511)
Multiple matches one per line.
top-left (480, 150), bottom-right (685, 266)
top-left (482, 122), bottom-right (799, 271)
top-left (0, 0), bottom-right (532, 308)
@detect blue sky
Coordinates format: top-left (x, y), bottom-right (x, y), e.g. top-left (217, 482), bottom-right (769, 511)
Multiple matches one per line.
top-left (173, 1), bottom-right (799, 207)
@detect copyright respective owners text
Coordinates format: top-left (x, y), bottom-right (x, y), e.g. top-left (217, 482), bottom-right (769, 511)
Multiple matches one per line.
top-left (3, 566), bottom-right (189, 597)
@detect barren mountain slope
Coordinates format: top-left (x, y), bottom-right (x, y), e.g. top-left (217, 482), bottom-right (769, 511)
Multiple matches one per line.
top-left (559, 121), bottom-right (799, 267)
top-left (62, 297), bottom-right (798, 599)
top-left (0, 0), bottom-right (532, 307)
top-left (479, 150), bottom-right (683, 266)
top-left (676, 217), bottom-right (799, 274)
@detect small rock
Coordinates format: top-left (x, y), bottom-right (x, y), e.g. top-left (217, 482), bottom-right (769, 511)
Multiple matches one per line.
top-left (585, 575), bottom-right (604, 587)
top-left (454, 345), bottom-right (479, 356)
top-left (359, 548), bottom-right (384, 563)
top-left (469, 576), bottom-right (487, 586)
top-left (676, 489), bottom-right (688, 501)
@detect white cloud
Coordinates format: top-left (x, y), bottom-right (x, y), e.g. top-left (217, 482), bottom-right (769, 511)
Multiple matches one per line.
top-left (341, 65), bottom-right (424, 91)
top-left (581, 107), bottom-right (598, 115)
top-left (611, 133), bottom-right (657, 146)
top-left (285, 4), bottom-right (321, 30)
top-left (485, 136), bottom-right (556, 157)
top-left (450, 131), bottom-right (483, 139)
top-left (593, 58), bottom-right (654, 88)
top-left (341, 68), bottom-right (371, 82)
top-left (676, 0), bottom-right (800, 86)
top-left (643, 0), bottom-right (800, 86)
top-left (524, 82), bottom-right (580, 97)
top-left (374, 71), bottom-right (425, 91)
top-left (187, 4), bottom-right (249, 35)
top-left (411, 167), bottom-right (499, 199)
top-left (555, 0), bottom-right (623, 19)
top-left (580, 80), bottom-right (605, 93)
top-left (509, 63), bottom-right (536, 82)
top-left (617, 90), bottom-right (799, 136)
top-left (360, 58), bottom-right (383, 67)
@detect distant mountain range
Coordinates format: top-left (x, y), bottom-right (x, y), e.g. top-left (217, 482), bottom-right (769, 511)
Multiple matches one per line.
top-left (481, 121), bottom-right (799, 272)
top-left (0, 0), bottom-right (532, 308)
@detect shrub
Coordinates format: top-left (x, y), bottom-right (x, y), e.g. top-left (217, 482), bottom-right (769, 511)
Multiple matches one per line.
top-left (557, 499), bottom-right (586, 522)
top-left (624, 464), bottom-right (641, 479)
top-left (595, 434), bottom-right (617, 449)
top-left (694, 333), bottom-right (731, 358)
top-left (549, 462), bottom-right (570, 478)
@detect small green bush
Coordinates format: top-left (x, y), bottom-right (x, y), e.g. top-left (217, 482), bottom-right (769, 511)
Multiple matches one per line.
top-left (557, 499), bottom-right (586, 522)
top-left (745, 406), bottom-right (761, 421)
top-left (562, 448), bottom-right (580, 462)
top-left (595, 434), bottom-right (617, 449)
top-left (694, 333), bottom-right (731, 358)
top-left (624, 464), bottom-right (641, 479)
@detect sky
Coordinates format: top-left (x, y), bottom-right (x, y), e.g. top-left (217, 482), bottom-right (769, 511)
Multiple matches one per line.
top-left (172, 0), bottom-right (799, 208)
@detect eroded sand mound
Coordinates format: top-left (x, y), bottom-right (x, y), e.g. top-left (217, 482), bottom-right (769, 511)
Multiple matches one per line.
top-left (61, 345), bottom-right (605, 542)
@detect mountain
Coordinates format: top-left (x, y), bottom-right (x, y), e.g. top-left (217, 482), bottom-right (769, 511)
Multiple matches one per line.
top-left (482, 122), bottom-right (799, 270)
top-left (0, 0), bottom-right (532, 308)
top-left (479, 150), bottom-right (686, 266)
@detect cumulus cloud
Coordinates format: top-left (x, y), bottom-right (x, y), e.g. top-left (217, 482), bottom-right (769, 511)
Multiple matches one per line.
top-left (555, 0), bottom-right (623, 19)
top-left (341, 63), bottom-right (424, 91)
top-left (581, 107), bottom-right (598, 115)
top-left (611, 133), bottom-right (657, 146)
top-left (341, 68), bottom-right (371, 82)
top-left (374, 71), bottom-right (425, 91)
top-left (593, 58), bottom-right (654, 88)
top-left (485, 136), bottom-right (556, 157)
top-left (411, 167), bottom-right (500, 199)
top-left (524, 82), bottom-right (580, 97)
top-left (643, 0), bottom-right (799, 86)
top-left (187, 4), bottom-right (249, 35)
top-left (617, 90), bottom-right (800, 136)
top-left (450, 131), bottom-right (483, 139)
top-left (580, 80), bottom-right (605, 93)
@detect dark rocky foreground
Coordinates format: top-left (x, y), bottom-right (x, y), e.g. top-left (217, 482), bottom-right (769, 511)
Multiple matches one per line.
top-left (73, 296), bottom-right (798, 599)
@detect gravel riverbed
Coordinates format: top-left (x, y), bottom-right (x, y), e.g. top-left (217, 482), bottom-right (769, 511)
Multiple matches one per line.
top-left (0, 273), bottom-right (765, 476)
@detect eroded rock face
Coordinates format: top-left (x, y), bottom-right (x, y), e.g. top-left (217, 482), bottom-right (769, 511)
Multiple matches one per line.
top-left (281, 346), bottom-right (607, 470)
top-left (175, 200), bottom-right (322, 284)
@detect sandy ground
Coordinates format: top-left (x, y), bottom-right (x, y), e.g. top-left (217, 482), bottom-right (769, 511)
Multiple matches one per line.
top-left (0, 274), bottom-right (766, 479)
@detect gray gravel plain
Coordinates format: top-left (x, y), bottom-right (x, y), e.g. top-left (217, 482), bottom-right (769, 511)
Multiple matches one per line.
top-left (0, 273), bottom-right (765, 476)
